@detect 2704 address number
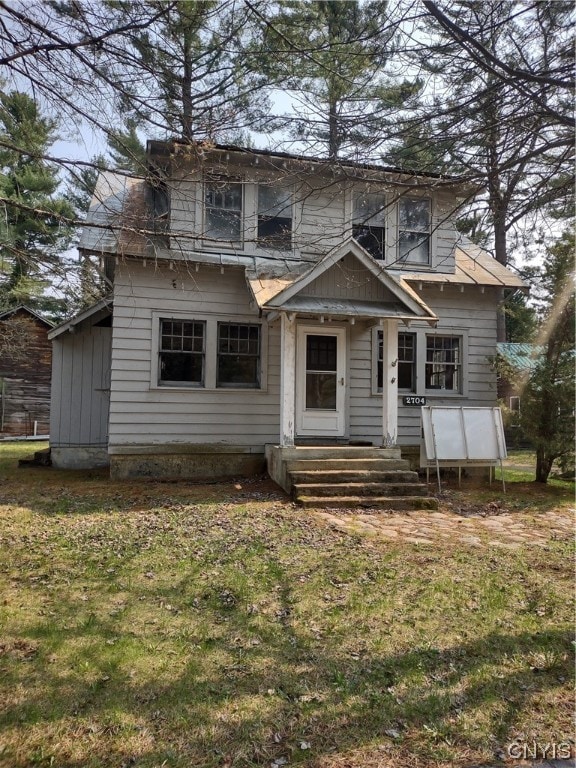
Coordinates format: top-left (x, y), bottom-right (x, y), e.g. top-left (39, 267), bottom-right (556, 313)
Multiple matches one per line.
top-left (402, 396), bottom-right (427, 406)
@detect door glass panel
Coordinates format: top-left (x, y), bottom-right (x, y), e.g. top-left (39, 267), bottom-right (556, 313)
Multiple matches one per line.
top-left (306, 335), bottom-right (337, 409)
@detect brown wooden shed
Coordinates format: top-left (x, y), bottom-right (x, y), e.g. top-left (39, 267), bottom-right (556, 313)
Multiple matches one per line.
top-left (0, 306), bottom-right (53, 437)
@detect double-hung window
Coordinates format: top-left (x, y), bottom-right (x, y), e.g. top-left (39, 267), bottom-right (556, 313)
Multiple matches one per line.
top-left (217, 322), bottom-right (261, 388)
top-left (205, 178), bottom-right (243, 241)
top-left (353, 193), bottom-right (386, 260)
top-left (425, 335), bottom-right (461, 391)
top-left (377, 331), bottom-right (416, 391)
top-left (258, 186), bottom-right (292, 249)
top-left (159, 319), bottom-right (205, 386)
top-left (399, 197), bottom-right (430, 264)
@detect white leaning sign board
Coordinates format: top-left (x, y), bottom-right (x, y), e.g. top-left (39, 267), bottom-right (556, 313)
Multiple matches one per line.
top-left (420, 406), bottom-right (507, 466)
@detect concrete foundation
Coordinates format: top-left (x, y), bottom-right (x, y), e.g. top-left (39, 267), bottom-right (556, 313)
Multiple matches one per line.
top-left (50, 446), bottom-right (110, 470)
top-left (109, 444), bottom-right (266, 480)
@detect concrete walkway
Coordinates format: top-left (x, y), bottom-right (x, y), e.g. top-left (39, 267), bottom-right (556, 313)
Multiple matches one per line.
top-left (314, 505), bottom-right (573, 548)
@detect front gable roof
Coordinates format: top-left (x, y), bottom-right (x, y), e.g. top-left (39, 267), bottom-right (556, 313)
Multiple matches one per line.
top-left (250, 239), bottom-right (437, 324)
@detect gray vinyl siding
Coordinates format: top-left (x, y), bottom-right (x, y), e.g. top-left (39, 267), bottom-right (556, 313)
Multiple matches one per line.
top-left (304, 253), bottom-right (397, 302)
top-left (50, 324), bottom-right (111, 447)
top-left (168, 171), bottom-right (458, 271)
top-left (108, 259), bottom-right (281, 448)
top-left (347, 285), bottom-right (499, 446)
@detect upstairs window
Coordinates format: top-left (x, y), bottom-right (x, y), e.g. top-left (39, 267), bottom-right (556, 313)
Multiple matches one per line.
top-left (258, 186), bottom-right (292, 249)
top-left (205, 179), bottom-right (242, 241)
top-left (399, 197), bottom-right (430, 264)
top-left (159, 319), bottom-right (205, 386)
top-left (425, 335), bottom-right (461, 391)
top-left (353, 193), bottom-right (386, 260)
top-left (217, 323), bottom-right (261, 388)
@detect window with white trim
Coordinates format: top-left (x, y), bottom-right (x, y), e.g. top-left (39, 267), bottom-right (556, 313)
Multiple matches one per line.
top-left (377, 331), bottom-right (417, 392)
top-left (217, 322), bottom-right (261, 388)
top-left (205, 178), bottom-right (243, 241)
top-left (353, 192), bottom-right (386, 260)
top-left (159, 319), bottom-right (205, 386)
top-left (425, 335), bottom-right (461, 392)
top-left (398, 197), bottom-right (430, 264)
top-left (258, 186), bottom-right (292, 250)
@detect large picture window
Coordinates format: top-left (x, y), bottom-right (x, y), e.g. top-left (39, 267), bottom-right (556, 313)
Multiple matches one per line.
top-left (258, 186), bottom-right (292, 250)
top-left (353, 193), bottom-right (386, 260)
top-left (425, 335), bottom-right (461, 391)
top-left (159, 319), bottom-right (205, 386)
top-left (217, 323), bottom-right (261, 388)
top-left (205, 179), bottom-right (242, 241)
top-left (399, 198), bottom-right (430, 264)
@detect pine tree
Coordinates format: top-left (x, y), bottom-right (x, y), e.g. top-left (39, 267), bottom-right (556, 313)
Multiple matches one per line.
top-left (0, 91), bottom-right (74, 312)
top-left (520, 231), bottom-right (575, 482)
top-left (258, 0), bottom-right (419, 160)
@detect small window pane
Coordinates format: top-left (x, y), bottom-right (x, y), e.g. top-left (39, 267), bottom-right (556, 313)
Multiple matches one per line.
top-left (399, 198), bottom-right (429, 231)
top-left (353, 224), bottom-right (385, 260)
top-left (399, 232), bottom-right (429, 263)
top-left (354, 193), bottom-right (386, 226)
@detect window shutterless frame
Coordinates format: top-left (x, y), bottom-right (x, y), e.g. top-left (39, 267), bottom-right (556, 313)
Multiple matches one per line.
top-left (398, 197), bottom-right (431, 265)
top-left (352, 192), bottom-right (386, 260)
top-left (204, 178), bottom-right (243, 242)
top-left (158, 319), bottom-right (206, 387)
top-left (216, 322), bottom-right (261, 388)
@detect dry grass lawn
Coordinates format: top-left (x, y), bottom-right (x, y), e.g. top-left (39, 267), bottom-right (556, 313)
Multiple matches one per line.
top-left (0, 442), bottom-right (573, 768)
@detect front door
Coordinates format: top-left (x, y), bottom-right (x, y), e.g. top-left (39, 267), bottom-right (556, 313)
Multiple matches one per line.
top-left (296, 326), bottom-right (346, 436)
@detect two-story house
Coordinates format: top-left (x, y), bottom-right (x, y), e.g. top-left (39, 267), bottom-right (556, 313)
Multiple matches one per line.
top-left (49, 141), bottom-right (525, 494)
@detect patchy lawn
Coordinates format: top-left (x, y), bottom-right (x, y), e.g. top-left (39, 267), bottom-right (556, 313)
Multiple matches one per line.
top-left (0, 442), bottom-right (573, 768)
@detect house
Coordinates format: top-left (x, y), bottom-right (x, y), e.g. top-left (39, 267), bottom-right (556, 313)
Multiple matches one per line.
top-left (48, 141), bottom-right (526, 492)
top-left (496, 342), bottom-right (542, 445)
top-left (0, 305), bottom-right (53, 438)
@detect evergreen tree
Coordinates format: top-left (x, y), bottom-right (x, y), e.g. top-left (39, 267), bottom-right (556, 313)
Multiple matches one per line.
top-left (0, 91), bottom-right (74, 312)
top-left (405, 1), bottom-right (574, 339)
top-left (520, 231), bottom-right (575, 482)
top-left (258, 0), bottom-right (419, 160)
top-left (97, 0), bottom-right (269, 142)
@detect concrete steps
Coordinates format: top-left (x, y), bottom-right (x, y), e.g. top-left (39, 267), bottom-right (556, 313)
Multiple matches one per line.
top-left (278, 448), bottom-right (437, 511)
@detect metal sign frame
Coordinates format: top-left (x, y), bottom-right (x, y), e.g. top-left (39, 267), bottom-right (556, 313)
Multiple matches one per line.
top-left (420, 406), bottom-right (507, 492)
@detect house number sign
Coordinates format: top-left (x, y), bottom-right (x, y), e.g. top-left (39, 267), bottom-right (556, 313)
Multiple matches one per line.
top-left (403, 396), bottom-right (427, 406)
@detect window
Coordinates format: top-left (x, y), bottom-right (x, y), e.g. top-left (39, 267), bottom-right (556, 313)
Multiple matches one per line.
top-left (425, 335), bottom-right (461, 391)
top-left (205, 179), bottom-right (242, 241)
top-left (509, 396), bottom-right (520, 412)
top-left (377, 331), bottom-right (416, 391)
top-left (258, 186), bottom-right (292, 249)
top-left (159, 319), bottom-right (205, 386)
top-left (398, 333), bottom-right (416, 390)
top-left (353, 193), bottom-right (386, 260)
top-left (217, 323), bottom-right (261, 388)
top-left (399, 197), bottom-right (430, 264)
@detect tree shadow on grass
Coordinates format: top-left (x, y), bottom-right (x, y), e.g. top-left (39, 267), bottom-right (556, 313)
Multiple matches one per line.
top-left (1, 566), bottom-right (573, 768)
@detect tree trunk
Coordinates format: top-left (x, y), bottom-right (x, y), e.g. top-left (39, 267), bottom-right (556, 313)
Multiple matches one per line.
top-left (535, 446), bottom-right (554, 483)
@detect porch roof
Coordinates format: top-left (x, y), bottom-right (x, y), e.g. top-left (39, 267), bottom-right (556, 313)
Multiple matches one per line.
top-left (246, 239), bottom-right (438, 325)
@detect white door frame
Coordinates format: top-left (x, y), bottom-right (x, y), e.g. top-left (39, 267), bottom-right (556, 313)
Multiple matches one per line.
top-left (295, 325), bottom-right (347, 436)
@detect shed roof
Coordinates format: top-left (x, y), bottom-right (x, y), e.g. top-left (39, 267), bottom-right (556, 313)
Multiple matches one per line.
top-left (0, 305), bottom-right (54, 327)
top-left (48, 297), bottom-right (112, 340)
top-left (496, 343), bottom-right (543, 371)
